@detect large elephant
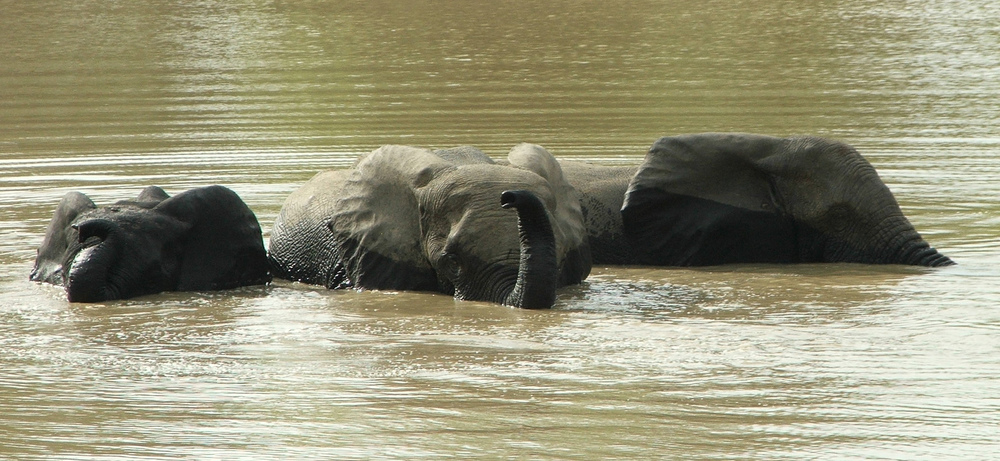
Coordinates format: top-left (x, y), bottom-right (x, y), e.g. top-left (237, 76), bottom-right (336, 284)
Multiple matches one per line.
top-left (268, 144), bottom-right (591, 309)
top-left (561, 133), bottom-right (953, 267)
top-left (31, 185), bottom-right (272, 302)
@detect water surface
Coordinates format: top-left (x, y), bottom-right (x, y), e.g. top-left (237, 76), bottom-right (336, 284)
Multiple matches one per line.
top-left (2, 0), bottom-right (999, 459)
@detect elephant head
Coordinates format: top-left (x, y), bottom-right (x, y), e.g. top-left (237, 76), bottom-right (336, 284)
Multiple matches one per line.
top-left (621, 133), bottom-right (953, 267)
top-left (31, 185), bottom-right (271, 302)
top-left (268, 144), bottom-right (590, 309)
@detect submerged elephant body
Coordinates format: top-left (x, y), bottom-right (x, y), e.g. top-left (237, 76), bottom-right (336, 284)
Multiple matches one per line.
top-left (563, 133), bottom-right (952, 267)
top-left (31, 185), bottom-right (271, 302)
top-left (32, 135), bottom-right (948, 305)
top-left (268, 144), bottom-right (591, 309)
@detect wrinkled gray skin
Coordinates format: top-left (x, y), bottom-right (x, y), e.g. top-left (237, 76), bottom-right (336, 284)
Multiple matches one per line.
top-left (558, 161), bottom-right (639, 265)
top-left (31, 185), bottom-right (272, 302)
top-left (268, 144), bottom-right (591, 309)
top-left (562, 133), bottom-right (953, 267)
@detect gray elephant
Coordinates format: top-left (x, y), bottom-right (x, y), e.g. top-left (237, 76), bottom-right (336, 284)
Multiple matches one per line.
top-left (31, 185), bottom-right (272, 302)
top-left (557, 161), bottom-right (639, 265)
top-left (561, 133), bottom-right (953, 267)
top-left (268, 144), bottom-right (591, 309)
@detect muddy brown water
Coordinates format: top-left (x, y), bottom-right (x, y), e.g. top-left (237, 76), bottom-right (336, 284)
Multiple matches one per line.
top-left (2, 0), bottom-right (999, 459)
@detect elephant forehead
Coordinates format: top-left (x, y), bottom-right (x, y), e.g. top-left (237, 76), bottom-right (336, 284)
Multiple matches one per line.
top-left (423, 168), bottom-right (545, 247)
top-left (432, 183), bottom-right (529, 245)
top-left (431, 165), bottom-right (555, 206)
top-left (445, 209), bottom-right (522, 264)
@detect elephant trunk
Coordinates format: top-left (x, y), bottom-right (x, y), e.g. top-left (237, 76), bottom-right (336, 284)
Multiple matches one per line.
top-left (875, 219), bottom-right (954, 267)
top-left (66, 244), bottom-right (118, 302)
top-left (499, 190), bottom-right (559, 309)
top-left (891, 233), bottom-right (954, 267)
top-left (65, 219), bottom-right (120, 302)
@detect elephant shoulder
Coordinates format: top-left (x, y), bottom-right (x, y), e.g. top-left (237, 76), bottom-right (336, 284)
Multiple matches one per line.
top-left (269, 169), bottom-right (354, 285)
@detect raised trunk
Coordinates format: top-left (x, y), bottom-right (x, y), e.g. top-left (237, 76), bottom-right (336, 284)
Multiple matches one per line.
top-left (499, 190), bottom-right (559, 309)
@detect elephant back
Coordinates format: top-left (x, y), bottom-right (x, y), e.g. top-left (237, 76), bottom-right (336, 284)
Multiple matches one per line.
top-left (559, 160), bottom-right (638, 265)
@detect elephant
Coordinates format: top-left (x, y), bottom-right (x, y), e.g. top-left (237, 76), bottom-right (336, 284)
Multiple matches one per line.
top-left (560, 133), bottom-right (953, 267)
top-left (31, 185), bottom-right (272, 302)
top-left (557, 161), bottom-right (639, 265)
top-left (267, 143), bottom-right (591, 309)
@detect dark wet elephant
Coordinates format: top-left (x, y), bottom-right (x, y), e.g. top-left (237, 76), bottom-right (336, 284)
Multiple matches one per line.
top-left (268, 144), bottom-right (591, 309)
top-left (561, 133), bottom-right (953, 267)
top-left (31, 185), bottom-right (271, 302)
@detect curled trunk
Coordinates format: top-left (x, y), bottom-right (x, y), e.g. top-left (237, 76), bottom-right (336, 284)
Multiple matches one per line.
top-left (888, 231), bottom-right (954, 267)
top-left (65, 219), bottom-right (122, 302)
top-left (66, 244), bottom-right (117, 302)
top-left (499, 190), bottom-right (559, 309)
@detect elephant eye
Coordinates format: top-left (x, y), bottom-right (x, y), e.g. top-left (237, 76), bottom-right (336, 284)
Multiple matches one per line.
top-left (825, 204), bottom-right (853, 232)
top-left (441, 252), bottom-right (462, 278)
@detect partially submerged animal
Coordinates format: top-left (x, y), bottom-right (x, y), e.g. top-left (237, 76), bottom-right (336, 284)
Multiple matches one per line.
top-left (32, 185), bottom-right (271, 302)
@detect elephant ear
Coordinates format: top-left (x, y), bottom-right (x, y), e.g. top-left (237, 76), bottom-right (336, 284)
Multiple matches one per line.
top-left (31, 191), bottom-right (97, 284)
top-left (154, 185), bottom-right (271, 291)
top-left (323, 145), bottom-right (453, 290)
top-left (507, 143), bottom-right (591, 283)
top-left (621, 133), bottom-right (801, 266)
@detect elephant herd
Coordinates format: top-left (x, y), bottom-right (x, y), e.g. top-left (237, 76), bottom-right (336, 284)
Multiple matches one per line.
top-left (31, 133), bottom-right (954, 308)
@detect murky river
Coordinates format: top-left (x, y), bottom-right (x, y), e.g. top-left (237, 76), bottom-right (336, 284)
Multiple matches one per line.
top-left (2, 0), bottom-right (999, 459)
